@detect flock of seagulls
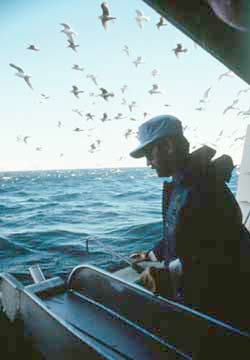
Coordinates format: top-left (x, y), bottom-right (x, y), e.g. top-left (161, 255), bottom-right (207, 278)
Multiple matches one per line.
top-left (9, 1), bottom-right (249, 162)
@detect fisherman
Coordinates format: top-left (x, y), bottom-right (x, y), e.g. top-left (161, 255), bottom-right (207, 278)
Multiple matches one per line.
top-left (129, 114), bottom-right (243, 325)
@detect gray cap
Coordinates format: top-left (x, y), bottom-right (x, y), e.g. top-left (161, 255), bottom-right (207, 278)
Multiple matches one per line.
top-left (130, 115), bottom-right (183, 158)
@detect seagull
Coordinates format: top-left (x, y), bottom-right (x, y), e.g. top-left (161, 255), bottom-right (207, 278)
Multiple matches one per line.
top-left (27, 44), bottom-right (40, 51)
top-left (124, 129), bottom-right (133, 139)
top-left (143, 112), bottom-right (150, 118)
top-left (172, 43), bottom-right (187, 58)
top-left (133, 56), bottom-right (144, 67)
top-left (195, 106), bottom-right (205, 111)
top-left (237, 88), bottom-right (250, 97)
top-left (223, 99), bottom-right (239, 115)
top-left (135, 10), bottom-right (150, 29)
top-left (40, 93), bottom-right (50, 100)
top-left (217, 70), bottom-right (233, 81)
top-left (151, 69), bottom-right (159, 77)
top-left (148, 84), bottom-right (163, 95)
top-left (85, 113), bottom-right (95, 121)
top-left (121, 84), bottom-right (128, 94)
top-left (234, 135), bottom-right (246, 142)
top-left (156, 16), bottom-right (167, 30)
top-left (59, 153), bottom-right (64, 157)
top-left (121, 98), bottom-right (127, 105)
top-left (100, 112), bottom-right (110, 122)
top-left (71, 86), bottom-right (84, 99)
top-left (128, 101), bottom-right (137, 112)
top-left (99, 2), bottom-right (116, 31)
top-left (73, 127), bottom-right (84, 132)
top-left (67, 39), bottom-right (79, 52)
top-left (23, 136), bottom-right (31, 144)
top-left (99, 87), bottom-right (114, 101)
top-left (237, 107), bottom-right (250, 117)
top-left (122, 45), bottom-right (130, 56)
top-left (114, 113), bottom-right (126, 120)
top-left (60, 23), bottom-right (78, 42)
top-left (199, 86), bottom-right (212, 104)
top-left (72, 108), bottom-right (83, 117)
top-left (57, 121), bottom-right (62, 128)
top-left (35, 147), bottom-right (42, 151)
top-left (86, 74), bottom-right (98, 86)
top-left (72, 64), bottom-right (84, 72)
top-left (9, 63), bottom-right (33, 90)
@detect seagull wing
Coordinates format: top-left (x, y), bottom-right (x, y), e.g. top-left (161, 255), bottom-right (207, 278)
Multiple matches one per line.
top-left (136, 10), bottom-right (143, 16)
top-left (60, 23), bottom-right (71, 29)
top-left (223, 106), bottom-right (231, 115)
top-left (101, 2), bottom-right (110, 16)
top-left (24, 77), bottom-right (33, 90)
top-left (100, 87), bottom-right (108, 95)
top-left (9, 63), bottom-right (24, 73)
top-left (203, 87), bottom-right (211, 99)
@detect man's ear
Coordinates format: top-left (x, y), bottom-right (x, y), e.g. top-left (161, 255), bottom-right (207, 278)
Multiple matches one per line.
top-left (166, 138), bottom-right (175, 154)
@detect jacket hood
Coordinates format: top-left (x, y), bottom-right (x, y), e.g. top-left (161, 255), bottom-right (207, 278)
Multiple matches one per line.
top-left (186, 146), bottom-right (234, 183)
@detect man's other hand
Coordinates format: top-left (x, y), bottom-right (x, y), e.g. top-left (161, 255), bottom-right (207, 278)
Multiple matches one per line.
top-left (138, 267), bottom-right (159, 293)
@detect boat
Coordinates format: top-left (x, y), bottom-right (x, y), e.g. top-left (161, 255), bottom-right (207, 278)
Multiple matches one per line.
top-left (1, 1), bottom-right (250, 359)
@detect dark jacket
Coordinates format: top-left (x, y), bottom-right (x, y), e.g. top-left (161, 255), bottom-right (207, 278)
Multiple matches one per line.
top-left (152, 146), bottom-right (245, 325)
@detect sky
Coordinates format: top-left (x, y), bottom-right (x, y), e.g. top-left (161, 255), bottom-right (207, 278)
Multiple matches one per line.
top-left (1, 0), bottom-right (250, 171)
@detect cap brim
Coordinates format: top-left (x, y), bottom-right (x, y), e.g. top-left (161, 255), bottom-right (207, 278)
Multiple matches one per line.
top-left (130, 140), bottom-right (154, 158)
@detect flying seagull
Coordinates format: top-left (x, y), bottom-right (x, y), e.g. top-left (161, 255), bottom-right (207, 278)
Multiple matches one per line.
top-left (156, 16), bottom-right (167, 30)
top-left (172, 43), bottom-right (187, 58)
top-left (121, 84), bottom-right (128, 94)
top-left (237, 88), bottom-right (250, 97)
top-left (151, 69), bottom-right (159, 77)
top-left (148, 84), bottom-right (163, 95)
top-left (67, 39), bottom-right (79, 52)
top-left (217, 70), bottom-right (233, 81)
top-left (199, 86), bottom-right (212, 104)
top-left (23, 136), bottom-right (31, 144)
top-left (40, 93), bottom-right (50, 100)
top-left (99, 2), bottom-right (116, 31)
top-left (9, 63), bottom-right (33, 90)
top-left (73, 127), bottom-right (84, 132)
top-left (60, 23), bottom-right (78, 43)
top-left (85, 113), bottom-right (95, 121)
top-left (71, 86), bottom-right (84, 99)
top-left (223, 99), bottom-right (239, 115)
top-left (72, 108), bottom-right (83, 117)
top-left (128, 101), bottom-right (137, 112)
top-left (86, 74), bottom-right (98, 86)
top-left (135, 10), bottom-right (150, 29)
top-left (72, 64), bottom-right (84, 71)
top-left (133, 56), bottom-right (144, 67)
top-left (122, 45), bottom-right (130, 56)
top-left (100, 112), bottom-right (111, 122)
top-left (99, 87), bottom-right (114, 101)
top-left (27, 44), bottom-right (40, 51)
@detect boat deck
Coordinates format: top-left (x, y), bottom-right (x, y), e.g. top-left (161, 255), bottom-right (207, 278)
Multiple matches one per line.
top-left (44, 290), bottom-right (186, 359)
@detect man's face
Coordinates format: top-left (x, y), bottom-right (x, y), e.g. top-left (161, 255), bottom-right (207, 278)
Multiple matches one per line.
top-left (145, 138), bottom-right (177, 177)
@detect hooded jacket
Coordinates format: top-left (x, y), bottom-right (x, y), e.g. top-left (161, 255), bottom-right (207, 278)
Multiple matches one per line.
top-left (152, 146), bottom-right (242, 267)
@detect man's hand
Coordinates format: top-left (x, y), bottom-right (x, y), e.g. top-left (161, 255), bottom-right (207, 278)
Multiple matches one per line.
top-left (130, 251), bottom-right (148, 263)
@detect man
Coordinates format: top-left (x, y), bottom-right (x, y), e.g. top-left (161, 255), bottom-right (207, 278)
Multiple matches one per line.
top-left (130, 114), bottom-right (243, 324)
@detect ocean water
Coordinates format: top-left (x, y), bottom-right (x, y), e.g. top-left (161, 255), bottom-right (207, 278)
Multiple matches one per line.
top-left (0, 167), bottom-right (238, 282)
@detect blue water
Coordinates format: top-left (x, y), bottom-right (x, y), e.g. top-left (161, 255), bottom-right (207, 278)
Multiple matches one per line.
top-left (0, 167), bottom-right (238, 281)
